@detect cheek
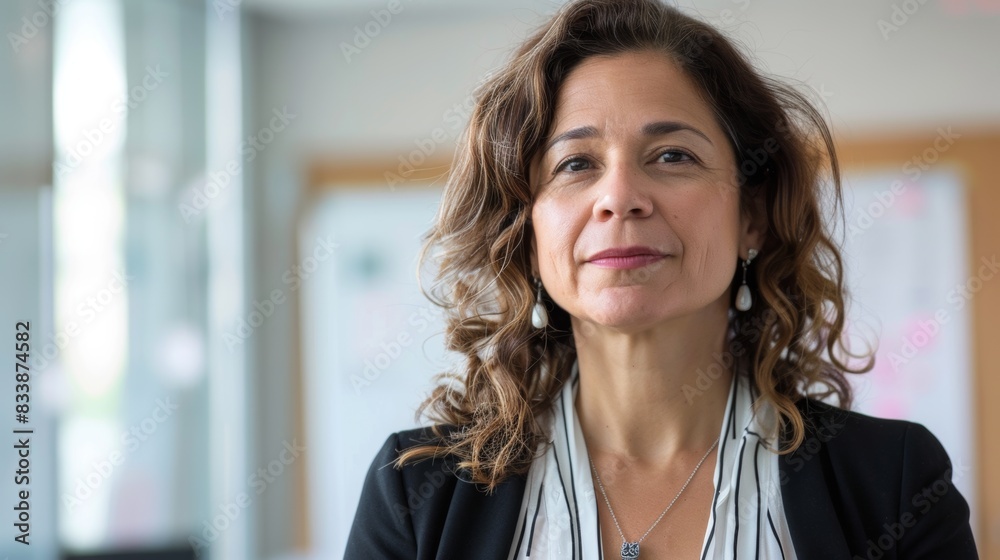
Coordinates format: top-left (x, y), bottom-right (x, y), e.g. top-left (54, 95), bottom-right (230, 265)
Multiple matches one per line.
top-left (674, 186), bottom-right (740, 230)
top-left (532, 199), bottom-right (580, 253)
top-left (668, 190), bottom-right (741, 264)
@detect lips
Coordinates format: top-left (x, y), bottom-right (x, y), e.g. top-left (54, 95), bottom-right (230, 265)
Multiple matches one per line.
top-left (587, 246), bottom-right (665, 261)
top-left (585, 246), bottom-right (668, 270)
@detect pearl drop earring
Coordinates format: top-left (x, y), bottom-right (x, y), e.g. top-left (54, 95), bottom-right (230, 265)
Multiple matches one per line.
top-left (735, 248), bottom-right (758, 312)
top-left (531, 275), bottom-right (548, 329)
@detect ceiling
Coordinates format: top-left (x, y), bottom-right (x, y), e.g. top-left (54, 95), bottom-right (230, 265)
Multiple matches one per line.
top-left (238, 0), bottom-right (570, 18)
top-left (237, 0), bottom-right (749, 19)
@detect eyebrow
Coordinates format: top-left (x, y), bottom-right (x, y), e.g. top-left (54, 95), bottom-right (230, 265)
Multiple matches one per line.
top-left (542, 120), bottom-right (714, 155)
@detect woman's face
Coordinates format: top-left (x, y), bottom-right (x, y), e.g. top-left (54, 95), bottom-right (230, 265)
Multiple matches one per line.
top-left (528, 49), bottom-right (763, 331)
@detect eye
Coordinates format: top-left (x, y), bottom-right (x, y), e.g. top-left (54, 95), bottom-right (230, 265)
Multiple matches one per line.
top-left (554, 156), bottom-right (590, 174)
top-left (655, 149), bottom-right (696, 164)
top-left (553, 156), bottom-right (593, 174)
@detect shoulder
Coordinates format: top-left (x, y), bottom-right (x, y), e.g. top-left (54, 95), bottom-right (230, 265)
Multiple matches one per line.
top-left (346, 423), bottom-right (529, 557)
top-left (369, 423), bottom-right (466, 494)
top-left (782, 397), bottom-right (960, 485)
top-left (794, 396), bottom-right (910, 438)
top-left (344, 424), bottom-right (463, 556)
top-left (393, 423), bottom-right (468, 480)
top-left (781, 398), bottom-right (978, 557)
top-left (396, 423), bottom-right (462, 449)
top-left (790, 397), bottom-right (912, 449)
top-left (787, 397), bottom-right (952, 464)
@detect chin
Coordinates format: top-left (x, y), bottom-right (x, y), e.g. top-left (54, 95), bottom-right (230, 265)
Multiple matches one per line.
top-left (585, 301), bottom-right (725, 333)
top-left (581, 307), bottom-right (675, 332)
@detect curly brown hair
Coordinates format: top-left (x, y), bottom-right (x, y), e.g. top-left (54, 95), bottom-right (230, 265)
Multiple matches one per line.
top-left (397, 0), bottom-right (874, 492)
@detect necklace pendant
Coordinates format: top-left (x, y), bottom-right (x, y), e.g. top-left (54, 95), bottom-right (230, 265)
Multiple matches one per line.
top-left (620, 541), bottom-right (640, 559)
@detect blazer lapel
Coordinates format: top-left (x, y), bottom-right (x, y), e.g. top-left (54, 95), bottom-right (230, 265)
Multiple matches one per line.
top-left (436, 470), bottom-right (528, 559)
top-left (778, 406), bottom-right (852, 558)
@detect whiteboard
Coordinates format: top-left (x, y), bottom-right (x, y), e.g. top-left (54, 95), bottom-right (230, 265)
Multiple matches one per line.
top-left (299, 186), bottom-right (457, 559)
top-left (837, 166), bottom-right (976, 528)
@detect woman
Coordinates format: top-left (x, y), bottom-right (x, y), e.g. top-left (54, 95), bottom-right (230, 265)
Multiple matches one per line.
top-left (344, 0), bottom-right (979, 558)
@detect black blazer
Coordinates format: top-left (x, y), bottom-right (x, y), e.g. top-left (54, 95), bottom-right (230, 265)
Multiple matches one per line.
top-left (344, 398), bottom-right (979, 559)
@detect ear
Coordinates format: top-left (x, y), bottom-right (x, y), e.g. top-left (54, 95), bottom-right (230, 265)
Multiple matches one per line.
top-left (739, 187), bottom-right (768, 258)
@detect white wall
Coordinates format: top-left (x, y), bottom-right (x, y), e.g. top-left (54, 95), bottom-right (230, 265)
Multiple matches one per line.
top-left (246, 0), bottom-right (1000, 153)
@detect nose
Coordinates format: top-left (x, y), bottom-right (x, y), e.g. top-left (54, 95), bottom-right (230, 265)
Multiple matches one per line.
top-left (592, 161), bottom-right (654, 221)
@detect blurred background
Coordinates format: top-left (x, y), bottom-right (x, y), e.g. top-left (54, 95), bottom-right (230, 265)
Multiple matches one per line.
top-left (0, 0), bottom-right (997, 558)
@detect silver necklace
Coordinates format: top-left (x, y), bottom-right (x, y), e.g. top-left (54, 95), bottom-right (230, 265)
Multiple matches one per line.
top-left (589, 437), bottom-right (719, 560)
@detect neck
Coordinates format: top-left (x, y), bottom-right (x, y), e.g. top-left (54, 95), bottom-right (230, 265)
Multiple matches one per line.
top-left (573, 298), bottom-right (734, 466)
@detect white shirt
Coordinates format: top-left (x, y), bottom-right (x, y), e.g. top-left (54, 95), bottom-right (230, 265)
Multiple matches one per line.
top-left (507, 358), bottom-right (798, 559)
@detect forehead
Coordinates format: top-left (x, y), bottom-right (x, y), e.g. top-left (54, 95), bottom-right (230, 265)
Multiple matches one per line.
top-left (550, 50), bottom-right (719, 134)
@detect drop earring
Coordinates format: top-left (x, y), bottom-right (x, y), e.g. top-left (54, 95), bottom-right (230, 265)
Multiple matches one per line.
top-left (735, 248), bottom-right (758, 312)
top-left (531, 275), bottom-right (548, 329)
